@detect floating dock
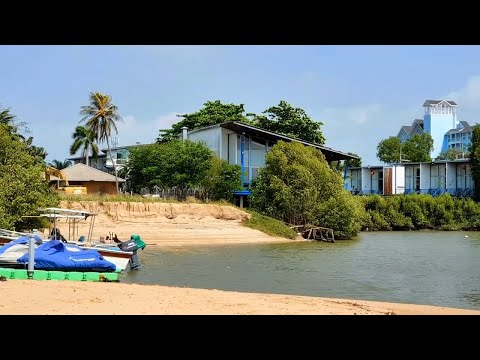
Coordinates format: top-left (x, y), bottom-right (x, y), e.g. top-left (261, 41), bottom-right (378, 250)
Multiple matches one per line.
top-left (0, 268), bottom-right (120, 282)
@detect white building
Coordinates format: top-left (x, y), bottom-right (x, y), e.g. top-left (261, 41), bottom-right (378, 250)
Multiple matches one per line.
top-left (184, 121), bottom-right (358, 186)
top-left (345, 159), bottom-right (474, 197)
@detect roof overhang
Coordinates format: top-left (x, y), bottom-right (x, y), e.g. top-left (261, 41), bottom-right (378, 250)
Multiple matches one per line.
top-left (219, 121), bottom-right (359, 162)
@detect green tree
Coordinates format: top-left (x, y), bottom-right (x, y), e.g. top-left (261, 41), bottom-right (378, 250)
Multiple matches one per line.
top-left (158, 100), bottom-right (249, 142)
top-left (250, 141), bottom-right (365, 238)
top-left (125, 140), bottom-right (241, 201)
top-left (48, 159), bottom-right (72, 170)
top-left (435, 148), bottom-right (465, 161)
top-left (377, 136), bottom-right (402, 164)
top-left (0, 105), bottom-right (47, 162)
top-left (377, 134), bottom-right (433, 163)
top-left (250, 101), bottom-right (325, 144)
top-left (80, 92), bottom-right (123, 194)
top-left (69, 125), bottom-right (99, 166)
top-left (469, 125), bottom-right (480, 200)
top-left (403, 133), bottom-right (434, 163)
top-left (0, 123), bottom-right (59, 230)
top-left (201, 156), bottom-right (242, 202)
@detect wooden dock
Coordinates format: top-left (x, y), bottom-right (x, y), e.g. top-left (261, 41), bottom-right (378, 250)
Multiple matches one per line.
top-left (291, 225), bottom-right (335, 243)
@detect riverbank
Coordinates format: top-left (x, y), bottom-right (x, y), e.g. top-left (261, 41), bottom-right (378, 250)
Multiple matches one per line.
top-left (54, 201), bottom-right (298, 247)
top-left (1, 280), bottom-right (478, 315)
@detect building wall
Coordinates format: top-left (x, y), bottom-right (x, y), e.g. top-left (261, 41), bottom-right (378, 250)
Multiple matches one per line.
top-left (345, 161), bottom-right (473, 197)
top-left (69, 181), bottom-right (118, 195)
top-left (447, 130), bottom-right (472, 152)
top-left (221, 128), bottom-right (236, 163)
top-left (188, 127), bottom-right (222, 157)
top-left (420, 163), bottom-right (430, 193)
top-left (424, 113), bottom-right (457, 157)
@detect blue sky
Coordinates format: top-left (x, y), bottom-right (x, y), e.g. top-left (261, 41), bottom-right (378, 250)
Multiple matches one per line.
top-left (1, 45), bottom-right (480, 165)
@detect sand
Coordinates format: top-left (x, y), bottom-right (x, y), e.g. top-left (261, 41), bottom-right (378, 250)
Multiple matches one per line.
top-left (4, 200), bottom-right (475, 315)
top-left (1, 280), bottom-right (478, 315)
top-left (52, 201), bottom-right (295, 247)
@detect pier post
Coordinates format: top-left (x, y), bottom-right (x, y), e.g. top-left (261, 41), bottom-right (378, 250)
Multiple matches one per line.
top-left (27, 229), bottom-right (38, 279)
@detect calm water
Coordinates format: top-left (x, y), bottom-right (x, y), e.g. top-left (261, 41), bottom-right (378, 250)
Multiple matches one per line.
top-left (123, 231), bottom-right (480, 310)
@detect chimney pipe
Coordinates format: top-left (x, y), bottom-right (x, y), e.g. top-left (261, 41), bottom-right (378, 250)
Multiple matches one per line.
top-left (182, 126), bottom-right (188, 141)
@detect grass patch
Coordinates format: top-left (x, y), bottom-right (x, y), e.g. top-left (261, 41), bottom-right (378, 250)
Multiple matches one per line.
top-left (242, 210), bottom-right (297, 239)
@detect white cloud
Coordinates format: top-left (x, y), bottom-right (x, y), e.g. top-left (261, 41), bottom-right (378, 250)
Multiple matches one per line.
top-left (446, 75), bottom-right (480, 122)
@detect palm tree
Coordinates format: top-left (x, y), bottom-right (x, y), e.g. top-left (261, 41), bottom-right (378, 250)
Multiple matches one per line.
top-left (69, 125), bottom-right (99, 166)
top-left (80, 91), bottom-right (123, 193)
top-left (48, 159), bottom-right (72, 170)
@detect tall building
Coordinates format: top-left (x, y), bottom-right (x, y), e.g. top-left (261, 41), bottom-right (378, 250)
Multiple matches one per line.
top-left (423, 100), bottom-right (458, 155)
top-left (396, 100), bottom-right (459, 158)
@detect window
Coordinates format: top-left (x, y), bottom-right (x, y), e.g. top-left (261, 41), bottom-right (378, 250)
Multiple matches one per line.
top-left (405, 166), bottom-right (420, 192)
top-left (457, 164), bottom-right (472, 190)
top-left (430, 164), bottom-right (446, 190)
top-left (351, 170), bottom-right (362, 192)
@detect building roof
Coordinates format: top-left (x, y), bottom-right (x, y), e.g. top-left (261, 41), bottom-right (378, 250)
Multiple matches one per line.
top-left (217, 121), bottom-right (359, 161)
top-left (413, 119), bottom-right (424, 127)
top-left (445, 121), bottom-right (473, 135)
top-left (99, 143), bottom-right (147, 153)
top-left (67, 154), bottom-right (107, 161)
top-left (400, 125), bottom-right (412, 135)
top-left (50, 163), bottom-right (125, 183)
top-left (422, 100), bottom-right (457, 107)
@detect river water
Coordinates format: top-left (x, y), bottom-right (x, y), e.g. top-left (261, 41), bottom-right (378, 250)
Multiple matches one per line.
top-left (123, 231), bottom-right (480, 310)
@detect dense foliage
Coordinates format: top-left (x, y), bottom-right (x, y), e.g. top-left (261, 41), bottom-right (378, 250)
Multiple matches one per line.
top-left (124, 140), bottom-right (241, 202)
top-left (361, 194), bottom-right (480, 231)
top-left (435, 148), bottom-right (465, 161)
top-left (250, 141), bottom-right (364, 239)
top-left (249, 100), bottom-right (325, 144)
top-left (469, 125), bottom-right (480, 200)
top-left (377, 133), bottom-right (434, 164)
top-left (158, 100), bottom-right (325, 145)
top-left (0, 108), bottom-right (59, 231)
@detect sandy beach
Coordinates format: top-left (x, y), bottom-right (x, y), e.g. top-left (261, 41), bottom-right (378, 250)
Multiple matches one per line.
top-left (1, 280), bottom-right (478, 315)
top-left (3, 200), bottom-right (475, 315)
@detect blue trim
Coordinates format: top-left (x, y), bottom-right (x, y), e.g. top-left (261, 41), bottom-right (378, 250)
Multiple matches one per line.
top-left (240, 135), bottom-right (245, 185)
top-left (233, 190), bottom-right (252, 196)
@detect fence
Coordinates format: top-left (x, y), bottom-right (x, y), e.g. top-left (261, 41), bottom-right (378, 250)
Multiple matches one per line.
top-left (138, 186), bottom-right (208, 201)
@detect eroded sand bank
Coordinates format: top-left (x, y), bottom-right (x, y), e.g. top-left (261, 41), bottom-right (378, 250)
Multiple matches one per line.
top-left (52, 201), bottom-right (295, 247)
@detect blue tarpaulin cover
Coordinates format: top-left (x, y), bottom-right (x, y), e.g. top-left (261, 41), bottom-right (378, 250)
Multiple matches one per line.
top-left (18, 240), bottom-right (116, 272)
top-left (0, 235), bottom-right (42, 255)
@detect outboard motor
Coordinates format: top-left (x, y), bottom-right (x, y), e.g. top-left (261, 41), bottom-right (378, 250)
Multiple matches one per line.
top-left (117, 235), bottom-right (146, 270)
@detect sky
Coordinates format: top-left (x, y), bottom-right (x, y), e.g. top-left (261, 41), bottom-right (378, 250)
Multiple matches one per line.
top-left (2, 45), bottom-right (480, 166)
